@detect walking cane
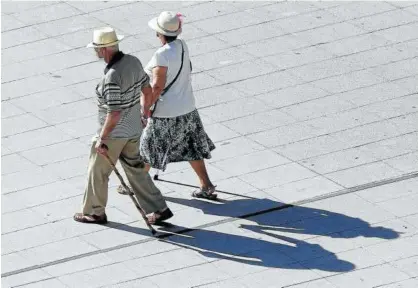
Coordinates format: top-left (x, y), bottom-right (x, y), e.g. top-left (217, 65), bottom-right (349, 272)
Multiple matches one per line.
top-left (100, 144), bottom-right (157, 235)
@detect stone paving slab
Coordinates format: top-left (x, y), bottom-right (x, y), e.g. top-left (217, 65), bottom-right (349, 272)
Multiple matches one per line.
top-left (2, 1), bottom-right (418, 287)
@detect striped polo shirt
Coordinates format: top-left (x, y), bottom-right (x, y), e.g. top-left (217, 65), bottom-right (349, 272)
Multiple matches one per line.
top-left (96, 51), bottom-right (150, 139)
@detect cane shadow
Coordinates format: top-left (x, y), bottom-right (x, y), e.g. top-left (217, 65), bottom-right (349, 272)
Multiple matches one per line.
top-left (105, 221), bottom-right (152, 237)
top-left (163, 196), bottom-right (401, 241)
top-left (159, 224), bottom-right (356, 273)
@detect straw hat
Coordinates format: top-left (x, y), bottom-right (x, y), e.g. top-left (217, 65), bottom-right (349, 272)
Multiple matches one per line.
top-left (86, 27), bottom-right (124, 48)
top-left (148, 11), bottom-right (182, 37)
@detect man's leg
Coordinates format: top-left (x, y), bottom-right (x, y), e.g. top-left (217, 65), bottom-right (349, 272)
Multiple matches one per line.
top-left (74, 139), bottom-right (126, 223)
top-left (119, 139), bottom-right (171, 222)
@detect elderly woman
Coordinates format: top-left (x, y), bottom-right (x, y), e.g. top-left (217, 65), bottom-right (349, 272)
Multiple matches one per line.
top-left (140, 11), bottom-right (217, 200)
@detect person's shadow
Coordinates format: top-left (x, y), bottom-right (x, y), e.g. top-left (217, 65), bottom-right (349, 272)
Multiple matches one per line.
top-left (107, 219), bottom-right (356, 272)
top-left (160, 224), bottom-right (356, 273)
top-left (108, 193), bottom-right (399, 273)
top-left (163, 195), bottom-right (401, 241)
top-left (161, 194), bottom-right (399, 271)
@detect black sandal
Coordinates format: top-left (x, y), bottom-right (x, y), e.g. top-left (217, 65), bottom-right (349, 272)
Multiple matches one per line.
top-left (147, 208), bottom-right (173, 225)
top-left (74, 213), bottom-right (108, 224)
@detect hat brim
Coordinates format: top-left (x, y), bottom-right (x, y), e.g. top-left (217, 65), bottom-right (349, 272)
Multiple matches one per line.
top-left (86, 35), bottom-right (125, 48)
top-left (148, 17), bottom-right (182, 37)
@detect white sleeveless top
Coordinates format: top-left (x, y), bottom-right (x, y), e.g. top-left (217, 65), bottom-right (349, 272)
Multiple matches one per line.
top-left (145, 39), bottom-right (196, 118)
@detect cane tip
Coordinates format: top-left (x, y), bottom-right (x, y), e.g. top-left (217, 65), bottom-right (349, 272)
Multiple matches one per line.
top-left (153, 175), bottom-right (159, 180)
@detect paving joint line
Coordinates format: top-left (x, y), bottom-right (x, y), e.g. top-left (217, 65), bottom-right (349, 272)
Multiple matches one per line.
top-left (2, 5), bottom-right (412, 54)
top-left (4, 115), bottom-right (417, 197)
top-left (3, 170), bottom-right (418, 278)
top-left (1, 133), bottom-right (90, 157)
top-left (8, 212), bottom-right (418, 287)
top-left (2, 1), bottom-right (145, 33)
top-left (3, 23), bottom-right (417, 103)
top-left (264, 111), bottom-right (418, 151)
top-left (196, 71), bottom-right (418, 110)
top-left (3, 113), bottom-right (417, 198)
top-left (192, 250), bottom-right (418, 288)
top-left (205, 112), bottom-right (418, 164)
top-left (194, 49), bottom-right (418, 102)
top-left (283, 253), bottom-right (418, 288)
top-left (373, 276), bottom-right (418, 288)
top-left (1, 1), bottom-right (56, 16)
top-left (3, 1), bottom-right (418, 284)
top-left (203, 88), bottom-right (418, 130)
top-left (304, 149), bottom-right (418, 179)
top-left (3, 14), bottom-right (417, 85)
top-left (2, 0), bottom-right (274, 50)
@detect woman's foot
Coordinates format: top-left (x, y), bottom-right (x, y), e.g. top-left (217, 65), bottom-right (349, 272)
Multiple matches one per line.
top-left (73, 213), bottom-right (108, 224)
top-left (192, 185), bottom-right (217, 200)
top-left (147, 208), bottom-right (173, 225)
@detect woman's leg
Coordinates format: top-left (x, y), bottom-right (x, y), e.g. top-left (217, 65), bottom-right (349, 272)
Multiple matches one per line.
top-left (189, 159), bottom-right (214, 189)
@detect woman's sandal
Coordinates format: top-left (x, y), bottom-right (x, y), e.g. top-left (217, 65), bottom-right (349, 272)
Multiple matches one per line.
top-left (73, 213), bottom-right (108, 224)
top-left (147, 208), bottom-right (174, 225)
top-left (192, 186), bottom-right (217, 200)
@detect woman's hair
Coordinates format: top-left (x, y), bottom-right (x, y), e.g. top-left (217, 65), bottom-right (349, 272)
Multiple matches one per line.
top-left (164, 35), bottom-right (178, 43)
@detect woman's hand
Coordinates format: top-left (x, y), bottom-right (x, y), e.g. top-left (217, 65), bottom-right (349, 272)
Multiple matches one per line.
top-left (141, 116), bottom-right (148, 128)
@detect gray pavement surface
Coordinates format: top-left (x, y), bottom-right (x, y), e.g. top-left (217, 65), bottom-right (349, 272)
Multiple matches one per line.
top-left (1, 1), bottom-right (418, 287)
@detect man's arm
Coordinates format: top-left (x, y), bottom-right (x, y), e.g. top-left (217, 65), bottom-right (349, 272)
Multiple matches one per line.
top-left (101, 79), bottom-right (123, 138)
top-left (96, 110), bottom-right (121, 154)
top-left (100, 110), bottom-right (121, 140)
top-left (96, 78), bottom-right (122, 153)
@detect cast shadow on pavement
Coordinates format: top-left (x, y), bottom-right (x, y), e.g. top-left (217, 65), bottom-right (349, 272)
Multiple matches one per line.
top-left (164, 196), bottom-right (400, 240)
top-left (109, 195), bottom-right (400, 273)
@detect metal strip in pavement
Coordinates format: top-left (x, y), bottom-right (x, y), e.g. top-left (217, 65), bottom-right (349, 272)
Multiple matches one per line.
top-left (2, 171), bottom-right (417, 278)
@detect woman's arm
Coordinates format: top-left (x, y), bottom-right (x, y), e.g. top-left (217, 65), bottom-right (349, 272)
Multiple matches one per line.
top-left (142, 66), bottom-right (168, 117)
top-left (151, 66), bottom-right (167, 100)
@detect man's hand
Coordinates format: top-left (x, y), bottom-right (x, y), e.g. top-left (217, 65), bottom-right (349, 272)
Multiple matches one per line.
top-left (95, 139), bottom-right (107, 155)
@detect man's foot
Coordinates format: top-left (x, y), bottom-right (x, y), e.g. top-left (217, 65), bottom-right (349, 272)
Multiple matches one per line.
top-left (147, 208), bottom-right (173, 225)
top-left (117, 185), bottom-right (132, 195)
top-left (192, 185), bottom-right (217, 200)
top-left (73, 213), bottom-right (108, 224)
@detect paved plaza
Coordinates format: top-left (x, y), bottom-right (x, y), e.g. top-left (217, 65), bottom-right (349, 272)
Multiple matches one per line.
top-left (2, 1), bottom-right (418, 287)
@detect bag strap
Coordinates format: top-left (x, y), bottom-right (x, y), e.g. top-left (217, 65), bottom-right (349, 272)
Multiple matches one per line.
top-left (161, 41), bottom-right (184, 96)
top-left (151, 40), bottom-right (184, 117)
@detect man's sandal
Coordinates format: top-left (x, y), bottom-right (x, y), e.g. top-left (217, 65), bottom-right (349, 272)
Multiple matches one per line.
top-left (73, 213), bottom-right (108, 224)
top-left (147, 208), bottom-right (173, 225)
top-left (192, 186), bottom-right (217, 200)
top-left (117, 185), bottom-right (132, 195)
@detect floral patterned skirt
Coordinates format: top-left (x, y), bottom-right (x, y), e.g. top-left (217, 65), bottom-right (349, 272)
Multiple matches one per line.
top-left (140, 109), bottom-right (216, 171)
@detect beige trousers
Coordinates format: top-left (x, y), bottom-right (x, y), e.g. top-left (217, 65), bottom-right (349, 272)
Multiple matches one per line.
top-left (82, 138), bottom-right (167, 216)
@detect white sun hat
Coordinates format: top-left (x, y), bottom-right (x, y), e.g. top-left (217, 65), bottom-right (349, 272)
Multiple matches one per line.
top-left (148, 11), bottom-right (183, 37)
top-left (86, 27), bottom-right (125, 48)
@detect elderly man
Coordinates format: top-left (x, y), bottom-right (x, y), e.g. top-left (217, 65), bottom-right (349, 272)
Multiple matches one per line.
top-left (74, 27), bottom-right (173, 225)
